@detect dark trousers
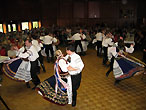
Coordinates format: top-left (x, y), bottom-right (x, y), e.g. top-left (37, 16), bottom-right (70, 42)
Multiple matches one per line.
top-left (66, 40), bottom-right (74, 46)
top-left (96, 41), bottom-right (102, 56)
top-left (0, 63), bottom-right (3, 82)
top-left (38, 51), bottom-right (44, 64)
top-left (45, 44), bottom-right (54, 58)
top-left (75, 40), bottom-right (83, 53)
top-left (71, 73), bottom-right (82, 102)
top-left (103, 47), bottom-right (108, 65)
top-left (106, 56), bottom-right (114, 76)
top-left (30, 60), bottom-right (40, 86)
top-left (38, 51), bottom-right (45, 71)
top-left (0, 63), bottom-right (3, 75)
top-left (143, 52), bottom-right (146, 63)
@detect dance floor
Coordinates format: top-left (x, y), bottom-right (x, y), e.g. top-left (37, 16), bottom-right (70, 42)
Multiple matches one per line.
top-left (0, 48), bottom-right (146, 110)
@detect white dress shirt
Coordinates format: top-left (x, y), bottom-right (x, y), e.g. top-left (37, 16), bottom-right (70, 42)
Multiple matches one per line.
top-left (95, 32), bottom-right (103, 41)
top-left (40, 35), bottom-right (57, 45)
top-left (72, 33), bottom-right (86, 41)
top-left (102, 37), bottom-right (113, 47)
top-left (17, 45), bottom-right (39, 61)
top-left (65, 52), bottom-right (84, 75)
top-left (32, 39), bottom-right (41, 52)
top-left (108, 45), bottom-right (134, 61)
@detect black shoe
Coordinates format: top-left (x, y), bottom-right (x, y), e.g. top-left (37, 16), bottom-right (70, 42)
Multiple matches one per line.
top-left (114, 80), bottom-right (121, 85)
top-left (0, 77), bottom-right (2, 82)
top-left (47, 59), bottom-right (50, 63)
top-left (43, 69), bottom-right (46, 73)
top-left (32, 86), bottom-right (36, 90)
top-left (51, 57), bottom-right (55, 63)
top-left (26, 82), bottom-right (30, 88)
top-left (72, 101), bottom-right (76, 107)
top-left (102, 63), bottom-right (105, 65)
top-left (36, 71), bottom-right (40, 74)
top-left (106, 72), bottom-right (110, 77)
top-left (103, 63), bottom-right (109, 67)
top-left (41, 64), bottom-right (46, 72)
top-left (82, 52), bottom-right (86, 56)
top-left (47, 57), bottom-right (50, 63)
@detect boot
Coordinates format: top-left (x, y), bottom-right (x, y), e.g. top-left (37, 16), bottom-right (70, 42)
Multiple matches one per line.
top-left (41, 64), bottom-right (46, 72)
top-left (47, 56), bottom-right (50, 63)
top-left (32, 86), bottom-right (36, 90)
top-left (26, 82), bottom-right (30, 88)
top-left (51, 57), bottom-right (55, 63)
top-left (36, 66), bottom-right (40, 74)
top-left (114, 80), bottom-right (121, 85)
top-left (72, 101), bottom-right (76, 107)
top-left (106, 69), bottom-right (112, 77)
top-left (0, 77), bottom-right (2, 82)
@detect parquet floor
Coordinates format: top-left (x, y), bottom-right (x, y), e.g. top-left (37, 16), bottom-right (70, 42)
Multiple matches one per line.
top-left (0, 48), bottom-right (146, 110)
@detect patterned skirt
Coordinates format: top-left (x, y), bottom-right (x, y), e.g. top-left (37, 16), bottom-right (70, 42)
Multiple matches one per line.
top-left (36, 75), bottom-right (68, 105)
top-left (113, 57), bottom-right (144, 80)
top-left (2, 59), bottom-right (32, 82)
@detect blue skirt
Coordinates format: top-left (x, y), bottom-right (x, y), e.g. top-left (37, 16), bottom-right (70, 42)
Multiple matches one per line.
top-left (3, 59), bottom-right (25, 82)
top-left (114, 57), bottom-right (144, 80)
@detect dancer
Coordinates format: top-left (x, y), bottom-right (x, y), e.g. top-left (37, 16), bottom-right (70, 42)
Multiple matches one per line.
top-left (32, 35), bottom-right (46, 72)
top-left (40, 32), bottom-right (57, 63)
top-left (106, 38), bottom-right (145, 85)
top-left (65, 45), bottom-right (84, 107)
top-left (36, 50), bottom-right (72, 105)
top-left (3, 44), bottom-right (32, 88)
top-left (72, 29), bottom-right (86, 56)
top-left (102, 31), bottom-right (114, 65)
top-left (9, 38), bottom-right (40, 89)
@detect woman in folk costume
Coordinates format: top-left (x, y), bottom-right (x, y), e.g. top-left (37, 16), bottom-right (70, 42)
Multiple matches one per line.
top-left (2, 44), bottom-right (32, 88)
top-left (36, 50), bottom-right (72, 105)
top-left (106, 38), bottom-right (145, 85)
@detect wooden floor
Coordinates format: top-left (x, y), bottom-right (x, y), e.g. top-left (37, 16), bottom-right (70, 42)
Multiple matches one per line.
top-left (0, 48), bottom-right (146, 110)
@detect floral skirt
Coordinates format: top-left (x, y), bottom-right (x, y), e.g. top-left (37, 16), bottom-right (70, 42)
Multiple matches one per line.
top-left (36, 75), bottom-right (68, 105)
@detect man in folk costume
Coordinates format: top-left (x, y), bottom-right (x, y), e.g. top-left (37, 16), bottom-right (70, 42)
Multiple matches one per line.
top-left (95, 29), bottom-right (105, 56)
top-left (32, 34), bottom-right (46, 73)
top-left (102, 31), bottom-right (114, 66)
top-left (36, 50), bottom-right (72, 105)
top-left (14, 38), bottom-right (40, 89)
top-left (72, 29), bottom-right (86, 56)
top-left (65, 45), bottom-right (84, 107)
top-left (40, 31), bottom-right (57, 63)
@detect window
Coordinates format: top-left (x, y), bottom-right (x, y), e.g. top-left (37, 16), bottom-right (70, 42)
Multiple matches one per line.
top-left (0, 24), bottom-right (3, 33)
top-left (33, 21), bottom-right (39, 28)
top-left (12, 24), bottom-right (17, 31)
top-left (8, 24), bottom-right (11, 32)
top-left (21, 22), bottom-right (29, 30)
